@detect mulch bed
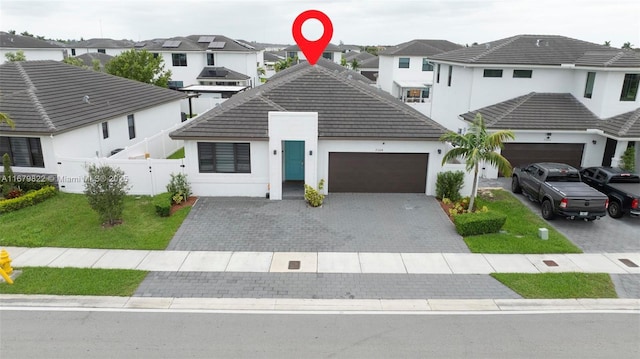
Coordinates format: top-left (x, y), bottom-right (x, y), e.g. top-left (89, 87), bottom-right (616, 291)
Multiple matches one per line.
top-left (438, 200), bottom-right (456, 223)
top-left (171, 196), bottom-right (197, 215)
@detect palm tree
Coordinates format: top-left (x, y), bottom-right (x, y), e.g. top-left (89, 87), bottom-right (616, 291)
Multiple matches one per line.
top-left (622, 42), bottom-right (634, 49)
top-left (0, 113), bottom-right (15, 129)
top-left (350, 58), bottom-right (360, 71)
top-left (440, 113), bottom-right (515, 212)
top-left (603, 41), bottom-right (611, 47)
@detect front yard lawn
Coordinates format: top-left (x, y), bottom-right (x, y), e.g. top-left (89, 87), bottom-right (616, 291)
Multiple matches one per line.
top-left (0, 192), bottom-right (190, 249)
top-left (492, 273), bottom-right (617, 298)
top-left (463, 189), bottom-right (582, 253)
top-left (167, 147), bottom-right (185, 159)
top-left (0, 267), bottom-right (147, 296)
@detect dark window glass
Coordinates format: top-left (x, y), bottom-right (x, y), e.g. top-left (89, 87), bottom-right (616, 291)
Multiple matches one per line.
top-left (207, 53), bottom-right (214, 66)
top-left (167, 81), bottom-right (184, 90)
top-left (287, 52), bottom-right (297, 59)
top-left (584, 72), bottom-right (596, 98)
top-left (97, 49), bottom-right (106, 54)
top-left (127, 114), bottom-right (135, 139)
top-left (172, 53), bottom-right (187, 66)
top-left (447, 66), bottom-right (452, 86)
top-left (483, 69), bottom-right (503, 77)
top-left (198, 143), bottom-right (251, 173)
top-left (513, 69), bottom-right (532, 78)
top-left (398, 58), bottom-right (410, 68)
top-left (620, 73), bottom-right (639, 101)
top-left (0, 136), bottom-right (44, 168)
top-left (422, 58), bottom-right (433, 71)
top-left (71, 49), bottom-right (76, 56)
top-left (436, 64), bottom-right (441, 83)
top-left (322, 52), bottom-right (333, 60)
top-left (102, 122), bottom-right (109, 139)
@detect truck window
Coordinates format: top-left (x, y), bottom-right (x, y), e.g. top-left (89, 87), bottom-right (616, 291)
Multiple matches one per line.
top-left (547, 173), bottom-right (580, 182)
top-left (582, 168), bottom-right (596, 178)
top-left (595, 172), bottom-right (607, 182)
top-left (609, 175), bottom-right (640, 184)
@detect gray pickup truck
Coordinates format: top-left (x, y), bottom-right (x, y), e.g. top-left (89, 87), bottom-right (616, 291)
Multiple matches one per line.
top-left (580, 167), bottom-right (640, 218)
top-left (511, 162), bottom-right (609, 221)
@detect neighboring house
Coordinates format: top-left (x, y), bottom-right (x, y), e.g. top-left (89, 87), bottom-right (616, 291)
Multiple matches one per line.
top-left (344, 51), bottom-right (375, 65)
top-left (136, 35), bottom-right (263, 90)
top-left (283, 43), bottom-right (342, 64)
top-left (0, 31), bottom-right (66, 63)
top-left (263, 51), bottom-right (285, 78)
top-left (376, 39), bottom-right (463, 115)
top-left (358, 55), bottom-right (379, 82)
top-left (0, 60), bottom-right (185, 176)
top-left (169, 59), bottom-right (450, 199)
top-left (428, 34), bottom-right (640, 177)
top-left (338, 44), bottom-right (361, 53)
top-left (66, 38), bottom-right (134, 57)
top-left (73, 52), bottom-right (113, 70)
top-left (179, 67), bottom-right (252, 115)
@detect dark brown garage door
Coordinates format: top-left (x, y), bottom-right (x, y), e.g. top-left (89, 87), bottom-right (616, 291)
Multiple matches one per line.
top-left (501, 143), bottom-right (584, 174)
top-left (328, 152), bottom-right (428, 193)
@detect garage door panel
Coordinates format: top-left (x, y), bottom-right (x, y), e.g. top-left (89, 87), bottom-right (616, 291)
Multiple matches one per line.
top-left (501, 143), bottom-right (584, 175)
top-left (329, 152), bottom-right (428, 193)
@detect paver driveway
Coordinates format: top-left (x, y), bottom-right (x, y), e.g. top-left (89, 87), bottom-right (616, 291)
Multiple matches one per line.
top-left (167, 194), bottom-right (469, 253)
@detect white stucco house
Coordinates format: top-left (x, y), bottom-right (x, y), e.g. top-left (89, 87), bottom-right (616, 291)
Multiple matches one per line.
top-left (428, 34), bottom-right (640, 177)
top-left (283, 43), bottom-right (342, 65)
top-left (170, 59), bottom-right (452, 199)
top-left (0, 60), bottom-right (185, 177)
top-left (376, 39), bottom-right (463, 116)
top-left (66, 38), bottom-right (134, 57)
top-left (0, 31), bottom-right (66, 63)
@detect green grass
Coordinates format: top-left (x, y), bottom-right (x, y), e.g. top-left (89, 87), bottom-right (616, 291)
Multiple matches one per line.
top-left (463, 190), bottom-right (582, 253)
top-left (0, 267), bottom-right (147, 296)
top-left (492, 273), bottom-right (617, 298)
top-left (0, 192), bottom-right (190, 249)
top-left (167, 147), bottom-right (185, 159)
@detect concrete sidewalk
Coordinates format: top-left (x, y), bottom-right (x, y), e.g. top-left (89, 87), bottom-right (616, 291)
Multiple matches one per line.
top-left (4, 246), bottom-right (640, 274)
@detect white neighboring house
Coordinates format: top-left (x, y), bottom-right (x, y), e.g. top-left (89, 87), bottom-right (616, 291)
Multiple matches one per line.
top-left (283, 43), bottom-right (342, 64)
top-left (169, 59), bottom-right (463, 199)
top-left (428, 34), bottom-right (640, 177)
top-left (0, 60), bottom-right (185, 178)
top-left (0, 31), bottom-right (66, 63)
top-left (66, 38), bottom-right (134, 57)
top-left (137, 35), bottom-right (263, 91)
top-left (376, 39), bottom-right (463, 117)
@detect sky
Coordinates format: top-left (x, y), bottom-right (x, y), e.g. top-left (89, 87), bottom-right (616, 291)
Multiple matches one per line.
top-left (1, 0), bottom-right (638, 48)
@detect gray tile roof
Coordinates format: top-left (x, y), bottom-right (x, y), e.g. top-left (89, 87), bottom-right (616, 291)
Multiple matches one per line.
top-left (359, 56), bottom-right (379, 69)
top-left (429, 34), bottom-right (631, 67)
top-left (599, 109), bottom-right (640, 138)
top-left (0, 60), bottom-right (185, 135)
top-left (344, 51), bottom-right (375, 62)
top-left (197, 67), bottom-right (250, 81)
top-left (575, 50), bottom-right (640, 68)
top-left (460, 92), bottom-right (640, 138)
top-left (379, 39), bottom-right (463, 57)
top-left (264, 52), bottom-right (284, 62)
top-left (283, 43), bottom-right (341, 52)
top-left (460, 93), bottom-right (600, 131)
top-left (0, 31), bottom-right (64, 49)
top-left (74, 52), bottom-right (114, 69)
top-left (171, 58), bottom-right (447, 140)
top-left (138, 35), bottom-right (257, 53)
top-left (67, 38), bottom-right (134, 49)
top-left (268, 58), bottom-right (374, 84)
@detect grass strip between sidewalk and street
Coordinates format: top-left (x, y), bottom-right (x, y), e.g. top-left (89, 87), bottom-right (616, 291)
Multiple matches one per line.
top-left (0, 193), bottom-right (190, 249)
top-left (492, 273), bottom-right (617, 299)
top-left (0, 267), bottom-right (148, 296)
top-left (463, 189), bottom-right (582, 254)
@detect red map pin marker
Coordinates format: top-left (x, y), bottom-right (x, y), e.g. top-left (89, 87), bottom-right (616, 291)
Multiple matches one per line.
top-left (292, 10), bottom-right (333, 65)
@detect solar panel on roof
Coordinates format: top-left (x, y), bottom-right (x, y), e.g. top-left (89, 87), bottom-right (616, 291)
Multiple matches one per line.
top-left (162, 40), bottom-right (181, 48)
top-left (198, 36), bottom-right (215, 43)
top-left (208, 41), bottom-right (226, 49)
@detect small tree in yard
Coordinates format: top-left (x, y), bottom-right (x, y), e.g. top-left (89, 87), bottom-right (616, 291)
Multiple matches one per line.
top-left (166, 173), bottom-right (191, 204)
top-left (440, 113), bottom-right (515, 212)
top-left (620, 145), bottom-right (636, 172)
top-left (84, 164), bottom-right (130, 226)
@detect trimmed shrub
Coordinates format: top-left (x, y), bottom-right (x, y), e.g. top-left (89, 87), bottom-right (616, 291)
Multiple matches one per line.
top-left (620, 146), bottom-right (635, 172)
top-left (453, 211), bottom-right (507, 236)
top-left (436, 171), bottom-right (464, 202)
top-left (84, 164), bottom-right (130, 226)
top-left (304, 179), bottom-right (325, 207)
top-left (167, 173), bottom-right (191, 204)
top-left (0, 186), bottom-right (57, 213)
top-left (18, 179), bottom-right (53, 192)
top-left (153, 192), bottom-right (172, 217)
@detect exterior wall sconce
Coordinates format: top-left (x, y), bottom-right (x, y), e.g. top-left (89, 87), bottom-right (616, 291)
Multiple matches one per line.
top-left (437, 149), bottom-right (442, 154)
top-left (273, 150), bottom-right (277, 155)
top-left (592, 140), bottom-right (597, 145)
top-left (309, 150), bottom-right (313, 156)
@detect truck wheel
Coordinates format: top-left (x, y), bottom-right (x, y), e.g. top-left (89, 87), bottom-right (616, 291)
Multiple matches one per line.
top-left (541, 200), bottom-right (555, 220)
top-left (608, 201), bottom-right (623, 219)
top-left (511, 176), bottom-right (522, 194)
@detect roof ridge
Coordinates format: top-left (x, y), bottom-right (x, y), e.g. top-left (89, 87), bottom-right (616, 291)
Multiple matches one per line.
top-left (485, 92), bottom-right (536, 126)
top-left (15, 62), bottom-right (56, 132)
top-left (617, 107), bottom-right (640, 136)
top-left (604, 51), bottom-right (626, 67)
top-left (469, 35), bottom-right (521, 62)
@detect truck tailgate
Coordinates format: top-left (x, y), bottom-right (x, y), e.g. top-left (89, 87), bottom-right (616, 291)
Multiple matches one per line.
top-left (547, 182), bottom-right (608, 211)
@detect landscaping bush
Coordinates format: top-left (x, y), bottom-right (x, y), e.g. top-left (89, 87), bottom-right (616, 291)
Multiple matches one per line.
top-left (0, 186), bottom-right (57, 213)
top-left (153, 192), bottom-right (172, 217)
top-left (436, 171), bottom-right (464, 202)
top-left (2, 153), bottom-right (15, 198)
top-left (166, 173), bottom-right (191, 204)
top-left (453, 211), bottom-right (507, 236)
top-left (304, 179), bottom-right (325, 207)
top-left (18, 179), bottom-right (53, 192)
top-left (620, 145), bottom-right (635, 172)
top-left (84, 164), bottom-right (130, 226)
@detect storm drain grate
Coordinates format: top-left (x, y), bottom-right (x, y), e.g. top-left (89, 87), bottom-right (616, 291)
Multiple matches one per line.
top-left (619, 258), bottom-right (639, 268)
top-left (543, 260), bottom-right (558, 267)
top-left (288, 261), bottom-right (301, 270)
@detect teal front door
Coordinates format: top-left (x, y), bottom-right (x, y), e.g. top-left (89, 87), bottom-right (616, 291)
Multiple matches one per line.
top-left (284, 141), bottom-right (305, 180)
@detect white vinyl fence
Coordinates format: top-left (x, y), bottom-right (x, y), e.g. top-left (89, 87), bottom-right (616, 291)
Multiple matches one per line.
top-left (57, 157), bottom-right (186, 196)
top-left (109, 123), bottom-right (185, 160)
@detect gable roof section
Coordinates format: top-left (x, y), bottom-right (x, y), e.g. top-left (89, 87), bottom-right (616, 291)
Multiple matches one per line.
top-left (283, 43), bottom-right (341, 52)
top-left (359, 56), bottom-right (379, 69)
top-left (600, 109), bottom-right (640, 138)
top-left (575, 50), bottom-right (640, 68)
top-left (74, 52), bottom-right (114, 68)
top-left (139, 35), bottom-right (257, 52)
top-left (0, 60), bottom-right (185, 134)
top-left (0, 32), bottom-right (63, 49)
top-left (269, 58), bottom-right (374, 84)
top-left (171, 58), bottom-right (447, 140)
top-left (344, 51), bottom-right (375, 62)
top-left (460, 93), bottom-right (600, 131)
top-left (67, 38), bottom-right (134, 49)
top-left (197, 67), bottom-right (250, 81)
top-left (430, 35), bottom-right (627, 67)
top-left (379, 39), bottom-right (463, 57)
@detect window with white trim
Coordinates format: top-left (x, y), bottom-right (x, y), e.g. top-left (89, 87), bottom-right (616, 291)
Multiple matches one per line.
top-left (198, 143), bottom-right (251, 173)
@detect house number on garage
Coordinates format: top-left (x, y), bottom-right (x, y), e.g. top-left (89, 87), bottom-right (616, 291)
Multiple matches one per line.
top-left (375, 148), bottom-right (384, 152)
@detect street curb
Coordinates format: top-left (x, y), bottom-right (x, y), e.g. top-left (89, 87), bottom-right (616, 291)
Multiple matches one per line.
top-left (1, 295), bottom-right (638, 312)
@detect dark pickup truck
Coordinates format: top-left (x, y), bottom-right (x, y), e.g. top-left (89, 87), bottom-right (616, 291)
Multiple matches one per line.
top-left (512, 162), bottom-right (609, 221)
top-left (580, 167), bottom-right (640, 218)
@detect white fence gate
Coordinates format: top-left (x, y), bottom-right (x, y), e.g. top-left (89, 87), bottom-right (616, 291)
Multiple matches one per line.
top-left (57, 157), bottom-right (186, 196)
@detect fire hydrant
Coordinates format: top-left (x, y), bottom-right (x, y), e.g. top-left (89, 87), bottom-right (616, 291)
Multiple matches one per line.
top-left (0, 249), bottom-right (14, 284)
